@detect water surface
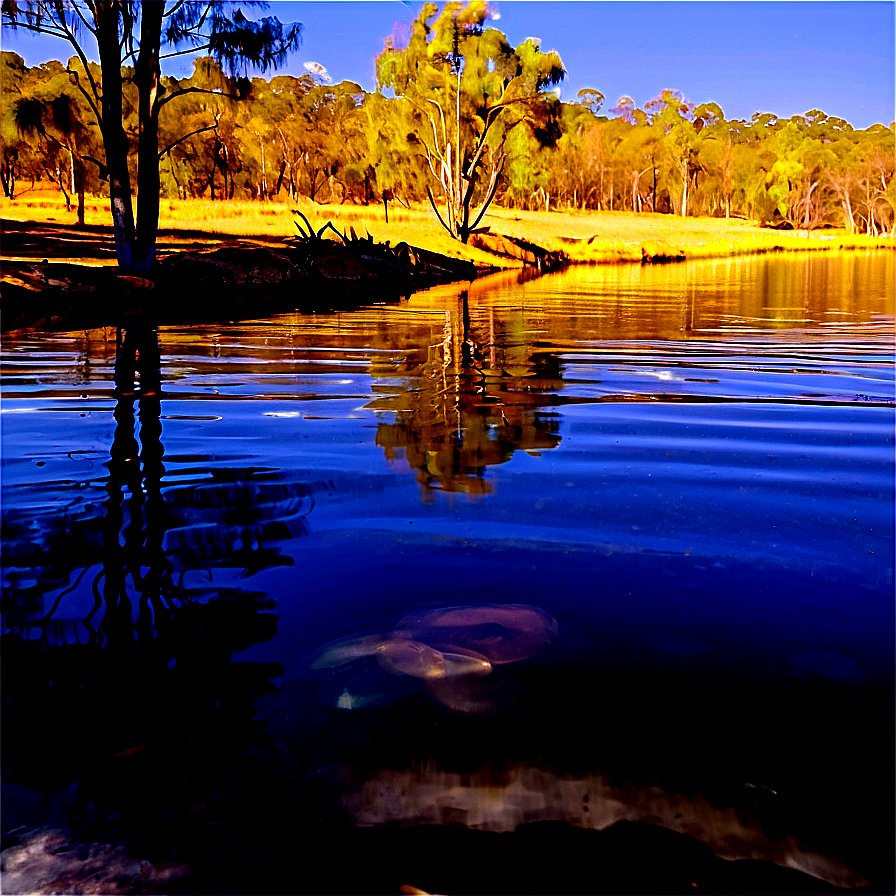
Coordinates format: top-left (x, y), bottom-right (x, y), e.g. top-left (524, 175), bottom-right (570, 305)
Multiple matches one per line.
top-left (2, 251), bottom-right (894, 894)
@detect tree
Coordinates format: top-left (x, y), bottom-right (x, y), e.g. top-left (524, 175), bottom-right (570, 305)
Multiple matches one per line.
top-left (1, 1), bottom-right (302, 274)
top-left (0, 51), bottom-right (27, 198)
top-left (9, 57), bottom-right (106, 222)
top-left (376, 0), bottom-right (564, 243)
top-left (363, 91), bottom-right (430, 207)
top-left (644, 90), bottom-right (698, 217)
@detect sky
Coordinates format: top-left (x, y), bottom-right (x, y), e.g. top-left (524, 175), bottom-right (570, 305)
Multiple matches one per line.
top-left (1, 1), bottom-right (894, 128)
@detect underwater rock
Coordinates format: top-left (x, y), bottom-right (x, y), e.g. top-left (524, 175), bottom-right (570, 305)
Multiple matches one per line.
top-left (375, 638), bottom-right (449, 679)
top-left (307, 603), bottom-right (557, 715)
top-left (316, 661), bottom-right (418, 710)
top-left (424, 670), bottom-right (527, 716)
top-left (0, 827), bottom-right (189, 895)
top-left (308, 632), bottom-right (391, 671)
top-left (394, 603), bottom-right (560, 665)
top-left (339, 762), bottom-right (870, 889)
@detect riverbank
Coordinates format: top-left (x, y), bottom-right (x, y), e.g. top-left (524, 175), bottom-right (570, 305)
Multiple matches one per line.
top-left (3, 191), bottom-right (893, 269)
top-left (0, 221), bottom-right (490, 332)
top-left (2, 195), bottom-right (893, 331)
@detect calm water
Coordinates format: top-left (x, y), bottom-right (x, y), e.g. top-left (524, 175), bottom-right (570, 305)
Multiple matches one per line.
top-left (2, 251), bottom-right (894, 894)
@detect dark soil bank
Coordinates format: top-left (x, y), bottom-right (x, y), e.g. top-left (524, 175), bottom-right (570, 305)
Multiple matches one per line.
top-left (0, 226), bottom-right (483, 331)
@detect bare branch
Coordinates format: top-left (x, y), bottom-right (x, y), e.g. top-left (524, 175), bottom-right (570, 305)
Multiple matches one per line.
top-left (70, 1), bottom-right (96, 36)
top-left (158, 123), bottom-right (218, 159)
top-left (162, 1), bottom-right (188, 19)
top-left (63, 66), bottom-right (102, 125)
top-left (159, 44), bottom-right (211, 60)
top-left (157, 85), bottom-right (232, 109)
top-left (426, 185), bottom-right (455, 238)
top-left (0, 18), bottom-right (69, 40)
top-left (42, 5), bottom-right (105, 116)
top-left (469, 157), bottom-right (504, 232)
top-left (426, 97), bottom-right (448, 149)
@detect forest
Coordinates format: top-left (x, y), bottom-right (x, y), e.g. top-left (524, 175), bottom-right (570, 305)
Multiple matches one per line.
top-left (2, 2), bottom-right (894, 240)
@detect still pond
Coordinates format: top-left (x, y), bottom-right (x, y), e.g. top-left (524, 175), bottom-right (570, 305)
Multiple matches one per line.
top-left (1, 250), bottom-right (894, 894)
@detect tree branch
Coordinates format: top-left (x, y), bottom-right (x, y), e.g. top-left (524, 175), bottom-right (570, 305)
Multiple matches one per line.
top-left (426, 185), bottom-right (455, 239)
top-left (158, 123), bottom-right (218, 160)
top-left (1, 18), bottom-right (69, 41)
top-left (66, 66), bottom-right (103, 128)
top-left (156, 85), bottom-right (232, 109)
top-left (70, 1), bottom-right (96, 36)
top-left (468, 152), bottom-right (505, 231)
top-left (37, 5), bottom-right (105, 118)
top-left (159, 44), bottom-right (212, 60)
top-left (161, 0), bottom-right (189, 20)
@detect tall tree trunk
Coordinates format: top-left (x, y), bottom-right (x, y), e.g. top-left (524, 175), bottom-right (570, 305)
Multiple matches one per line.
top-left (841, 200), bottom-right (855, 234)
top-left (679, 159), bottom-right (688, 218)
top-left (803, 180), bottom-right (818, 231)
top-left (76, 172), bottom-right (85, 224)
top-left (68, 137), bottom-right (86, 225)
top-left (51, 162), bottom-right (72, 210)
top-left (274, 160), bottom-right (287, 196)
top-left (0, 153), bottom-right (16, 199)
top-left (96, 1), bottom-right (137, 272)
top-left (167, 153), bottom-right (183, 200)
top-left (134, 0), bottom-right (164, 273)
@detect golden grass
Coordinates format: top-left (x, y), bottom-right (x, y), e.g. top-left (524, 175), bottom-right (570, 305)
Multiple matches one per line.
top-left (3, 188), bottom-right (893, 266)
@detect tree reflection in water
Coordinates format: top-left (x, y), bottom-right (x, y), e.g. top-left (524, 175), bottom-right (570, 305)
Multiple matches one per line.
top-left (0, 323), bottom-right (313, 847)
top-left (373, 289), bottom-right (562, 496)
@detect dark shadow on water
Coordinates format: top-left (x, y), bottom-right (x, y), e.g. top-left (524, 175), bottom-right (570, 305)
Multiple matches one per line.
top-left (0, 323), bottom-right (315, 873)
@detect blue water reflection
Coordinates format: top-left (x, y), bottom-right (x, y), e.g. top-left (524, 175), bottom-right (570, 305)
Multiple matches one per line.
top-left (1, 251), bottom-right (893, 893)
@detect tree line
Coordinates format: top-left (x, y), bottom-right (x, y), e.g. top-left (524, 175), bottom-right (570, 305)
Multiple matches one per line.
top-left (2, 1), bottom-right (893, 263)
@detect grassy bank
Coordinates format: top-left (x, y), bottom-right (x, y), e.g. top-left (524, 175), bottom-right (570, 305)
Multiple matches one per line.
top-left (2, 189), bottom-right (893, 266)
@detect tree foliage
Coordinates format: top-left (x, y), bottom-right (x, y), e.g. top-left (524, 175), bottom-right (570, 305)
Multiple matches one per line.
top-left (375, 1), bottom-right (565, 242)
top-left (1, 0), bottom-right (302, 273)
top-left (2, 0), bottom-right (893, 240)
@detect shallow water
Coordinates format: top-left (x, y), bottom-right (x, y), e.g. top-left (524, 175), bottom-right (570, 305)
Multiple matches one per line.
top-left (1, 250), bottom-right (894, 893)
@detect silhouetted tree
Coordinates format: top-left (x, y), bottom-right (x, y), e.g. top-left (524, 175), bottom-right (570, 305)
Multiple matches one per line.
top-left (1, 1), bottom-right (302, 273)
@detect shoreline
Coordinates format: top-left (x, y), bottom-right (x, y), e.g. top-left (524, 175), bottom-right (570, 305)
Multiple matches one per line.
top-left (2, 215), bottom-right (892, 269)
top-left (1, 214), bottom-right (893, 333)
top-left (3, 198), bottom-right (894, 265)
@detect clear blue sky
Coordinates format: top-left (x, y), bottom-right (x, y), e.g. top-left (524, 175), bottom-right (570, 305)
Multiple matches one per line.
top-left (2, 1), bottom-right (893, 128)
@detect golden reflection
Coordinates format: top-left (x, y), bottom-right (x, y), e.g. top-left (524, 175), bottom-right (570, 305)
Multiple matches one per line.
top-left (371, 288), bottom-right (563, 496)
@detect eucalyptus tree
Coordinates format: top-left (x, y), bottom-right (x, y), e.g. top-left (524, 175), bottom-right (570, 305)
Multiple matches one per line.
top-left (765, 116), bottom-right (835, 228)
top-left (0, 51), bottom-right (27, 198)
top-left (1, 1), bottom-right (302, 274)
top-left (376, 0), bottom-right (565, 243)
top-left (533, 92), bottom-right (603, 210)
top-left (643, 90), bottom-right (707, 217)
top-left (852, 123), bottom-right (894, 235)
top-left (294, 78), bottom-right (366, 202)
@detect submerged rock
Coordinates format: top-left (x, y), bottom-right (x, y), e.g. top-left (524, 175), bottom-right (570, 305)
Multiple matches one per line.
top-left (0, 827), bottom-right (189, 895)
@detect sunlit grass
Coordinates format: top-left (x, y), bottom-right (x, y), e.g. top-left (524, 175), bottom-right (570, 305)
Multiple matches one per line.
top-left (3, 188), bottom-right (893, 265)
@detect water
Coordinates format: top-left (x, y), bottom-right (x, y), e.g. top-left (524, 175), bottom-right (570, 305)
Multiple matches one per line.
top-left (2, 251), bottom-right (893, 894)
